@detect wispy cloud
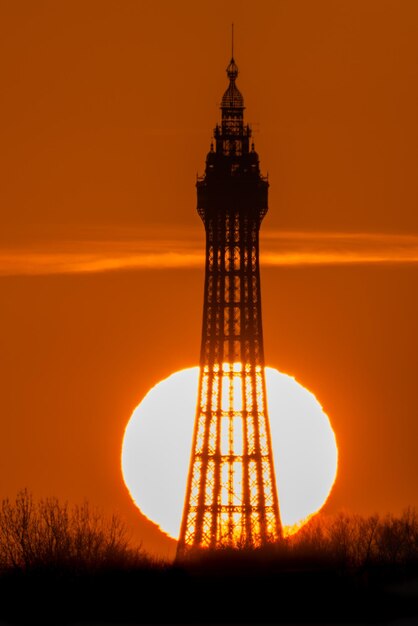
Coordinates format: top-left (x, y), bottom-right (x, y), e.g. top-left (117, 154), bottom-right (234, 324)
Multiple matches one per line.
top-left (1, 230), bottom-right (418, 276)
top-left (262, 231), bottom-right (418, 266)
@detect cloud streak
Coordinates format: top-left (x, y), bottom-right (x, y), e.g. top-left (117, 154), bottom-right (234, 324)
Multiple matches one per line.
top-left (262, 231), bottom-right (418, 266)
top-left (1, 231), bottom-right (418, 276)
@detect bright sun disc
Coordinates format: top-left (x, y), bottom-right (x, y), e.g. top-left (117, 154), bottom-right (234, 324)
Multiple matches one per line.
top-left (121, 367), bottom-right (338, 539)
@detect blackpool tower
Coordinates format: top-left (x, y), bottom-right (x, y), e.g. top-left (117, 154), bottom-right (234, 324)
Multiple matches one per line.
top-left (177, 53), bottom-right (282, 555)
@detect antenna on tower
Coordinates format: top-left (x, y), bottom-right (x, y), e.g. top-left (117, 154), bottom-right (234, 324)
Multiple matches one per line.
top-left (231, 23), bottom-right (234, 59)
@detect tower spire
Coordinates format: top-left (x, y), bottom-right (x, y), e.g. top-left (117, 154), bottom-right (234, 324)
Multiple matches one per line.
top-left (226, 23), bottom-right (238, 81)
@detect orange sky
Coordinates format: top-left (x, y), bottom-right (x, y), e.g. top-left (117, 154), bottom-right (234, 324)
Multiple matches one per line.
top-left (1, 0), bottom-right (418, 557)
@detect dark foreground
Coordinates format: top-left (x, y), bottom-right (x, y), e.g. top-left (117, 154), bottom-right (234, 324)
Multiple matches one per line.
top-left (1, 497), bottom-right (418, 624)
top-left (0, 557), bottom-right (417, 625)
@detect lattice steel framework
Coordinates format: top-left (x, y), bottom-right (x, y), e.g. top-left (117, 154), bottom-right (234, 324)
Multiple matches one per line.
top-left (177, 57), bottom-right (282, 555)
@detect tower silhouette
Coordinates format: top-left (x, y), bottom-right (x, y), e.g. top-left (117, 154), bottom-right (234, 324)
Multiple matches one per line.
top-left (177, 54), bottom-right (282, 555)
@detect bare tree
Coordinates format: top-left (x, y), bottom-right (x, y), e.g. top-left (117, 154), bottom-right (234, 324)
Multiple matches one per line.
top-left (286, 508), bottom-right (418, 571)
top-left (0, 489), bottom-right (139, 572)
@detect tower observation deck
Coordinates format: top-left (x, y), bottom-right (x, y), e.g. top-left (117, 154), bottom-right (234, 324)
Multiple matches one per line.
top-left (177, 56), bottom-right (282, 555)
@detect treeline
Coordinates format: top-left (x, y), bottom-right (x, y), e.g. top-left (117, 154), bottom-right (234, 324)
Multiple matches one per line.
top-left (0, 488), bottom-right (151, 572)
top-left (175, 508), bottom-right (418, 582)
top-left (0, 490), bottom-right (417, 624)
top-left (286, 507), bottom-right (418, 570)
top-left (1, 489), bottom-right (418, 574)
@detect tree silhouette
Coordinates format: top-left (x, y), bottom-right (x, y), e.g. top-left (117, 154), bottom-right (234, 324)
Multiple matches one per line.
top-left (0, 488), bottom-right (140, 571)
top-left (0, 491), bottom-right (417, 624)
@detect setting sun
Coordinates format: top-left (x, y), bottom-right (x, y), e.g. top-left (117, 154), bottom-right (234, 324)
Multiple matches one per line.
top-left (121, 367), bottom-right (338, 539)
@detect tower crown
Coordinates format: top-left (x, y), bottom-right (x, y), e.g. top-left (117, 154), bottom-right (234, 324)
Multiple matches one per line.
top-left (197, 56), bottom-right (268, 221)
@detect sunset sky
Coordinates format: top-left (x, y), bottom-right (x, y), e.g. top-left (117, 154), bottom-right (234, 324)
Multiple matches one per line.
top-left (1, 0), bottom-right (418, 557)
